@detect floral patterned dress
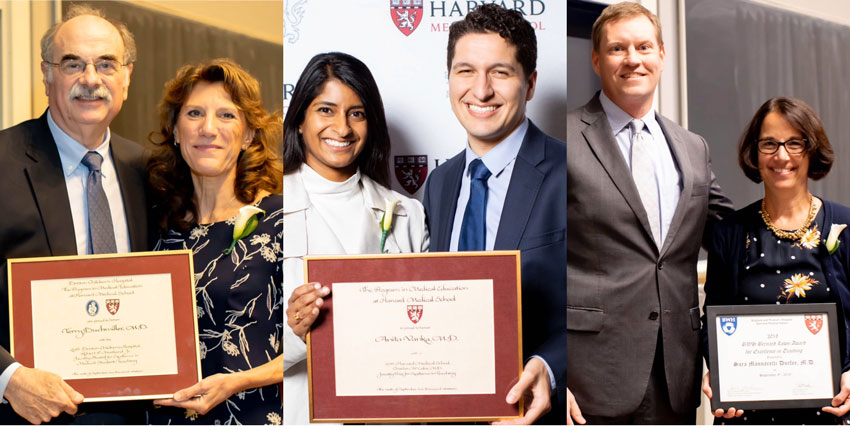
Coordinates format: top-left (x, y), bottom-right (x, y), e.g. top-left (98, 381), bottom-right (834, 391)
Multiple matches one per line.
top-left (146, 194), bottom-right (282, 425)
top-left (717, 207), bottom-right (838, 425)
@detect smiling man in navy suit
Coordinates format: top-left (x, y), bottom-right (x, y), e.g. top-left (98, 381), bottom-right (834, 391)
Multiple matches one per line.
top-left (422, 4), bottom-right (566, 425)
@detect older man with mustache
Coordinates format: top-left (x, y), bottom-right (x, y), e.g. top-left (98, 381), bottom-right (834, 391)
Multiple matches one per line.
top-left (0, 4), bottom-right (148, 425)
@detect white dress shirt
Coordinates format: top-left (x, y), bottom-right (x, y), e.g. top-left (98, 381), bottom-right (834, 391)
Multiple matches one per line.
top-left (599, 91), bottom-right (682, 246)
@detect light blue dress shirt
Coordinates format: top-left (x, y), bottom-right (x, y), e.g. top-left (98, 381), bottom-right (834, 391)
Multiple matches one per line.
top-left (449, 118), bottom-right (528, 252)
top-left (47, 110), bottom-right (131, 255)
top-left (1, 111), bottom-right (132, 402)
top-left (447, 117), bottom-right (555, 390)
top-left (599, 91), bottom-right (682, 247)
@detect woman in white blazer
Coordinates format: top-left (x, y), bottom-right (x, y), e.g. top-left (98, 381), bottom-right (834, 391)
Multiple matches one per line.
top-left (282, 52), bottom-right (429, 424)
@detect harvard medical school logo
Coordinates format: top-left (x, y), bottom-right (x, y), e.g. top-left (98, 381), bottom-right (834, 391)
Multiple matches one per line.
top-left (106, 299), bottom-right (120, 315)
top-left (395, 155), bottom-right (428, 194)
top-left (805, 314), bottom-right (823, 335)
top-left (390, 0), bottom-right (424, 36)
top-left (720, 316), bottom-right (737, 336)
top-left (407, 305), bottom-right (423, 323)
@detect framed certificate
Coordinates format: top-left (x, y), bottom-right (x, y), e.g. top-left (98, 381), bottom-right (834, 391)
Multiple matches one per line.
top-left (304, 251), bottom-right (523, 423)
top-left (706, 303), bottom-right (841, 410)
top-left (8, 250), bottom-right (202, 402)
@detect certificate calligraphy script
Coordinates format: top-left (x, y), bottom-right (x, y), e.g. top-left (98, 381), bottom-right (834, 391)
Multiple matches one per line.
top-left (306, 251), bottom-right (522, 422)
top-left (332, 279), bottom-right (495, 396)
top-left (715, 312), bottom-right (833, 402)
top-left (30, 273), bottom-right (178, 379)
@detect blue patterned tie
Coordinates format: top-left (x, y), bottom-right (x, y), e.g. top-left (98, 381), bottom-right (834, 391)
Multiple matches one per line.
top-left (458, 158), bottom-right (491, 251)
top-left (81, 151), bottom-right (117, 254)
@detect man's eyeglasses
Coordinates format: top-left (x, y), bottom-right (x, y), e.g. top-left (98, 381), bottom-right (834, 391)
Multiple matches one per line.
top-left (757, 138), bottom-right (808, 155)
top-left (44, 59), bottom-right (130, 77)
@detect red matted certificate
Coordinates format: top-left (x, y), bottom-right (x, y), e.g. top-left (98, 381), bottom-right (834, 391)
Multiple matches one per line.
top-left (304, 251), bottom-right (523, 423)
top-left (8, 250), bottom-right (202, 402)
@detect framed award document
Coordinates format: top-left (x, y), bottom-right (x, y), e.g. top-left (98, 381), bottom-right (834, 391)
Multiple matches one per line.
top-left (8, 250), bottom-right (201, 402)
top-left (304, 251), bottom-right (523, 423)
top-left (706, 303), bottom-right (841, 410)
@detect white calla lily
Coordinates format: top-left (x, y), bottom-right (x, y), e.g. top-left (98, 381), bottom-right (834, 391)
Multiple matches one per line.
top-left (224, 205), bottom-right (265, 255)
top-left (381, 199), bottom-right (401, 231)
top-left (379, 199), bottom-right (401, 253)
top-left (826, 223), bottom-right (847, 255)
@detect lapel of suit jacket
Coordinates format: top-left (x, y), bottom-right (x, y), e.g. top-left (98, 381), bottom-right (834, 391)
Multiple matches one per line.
top-left (656, 115), bottom-right (695, 257)
top-left (361, 176), bottom-right (408, 253)
top-left (24, 113), bottom-right (77, 256)
top-left (110, 136), bottom-right (147, 252)
top-left (579, 94), bottom-right (658, 250)
top-left (435, 154), bottom-right (464, 251)
top-left (283, 172), bottom-right (309, 258)
top-left (493, 121), bottom-right (545, 250)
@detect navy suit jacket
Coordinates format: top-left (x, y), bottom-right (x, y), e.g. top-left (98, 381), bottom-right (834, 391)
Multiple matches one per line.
top-left (422, 121), bottom-right (566, 423)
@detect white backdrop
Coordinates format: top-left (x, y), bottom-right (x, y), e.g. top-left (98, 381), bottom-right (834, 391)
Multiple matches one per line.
top-left (284, 0), bottom-right (566, 199)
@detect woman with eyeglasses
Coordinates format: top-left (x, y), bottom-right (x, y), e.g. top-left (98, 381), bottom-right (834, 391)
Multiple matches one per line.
top-left (700, 96), bottom-right (850, 424)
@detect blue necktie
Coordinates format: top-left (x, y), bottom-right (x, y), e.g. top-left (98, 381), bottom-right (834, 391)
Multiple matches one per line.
top-left (458, 158), bottom-right (491, 251)
top-left (81, 151), bottom-right (117, 254)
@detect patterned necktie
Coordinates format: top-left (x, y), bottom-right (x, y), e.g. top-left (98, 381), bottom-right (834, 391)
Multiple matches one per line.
top-left (630, 119), bottom-right (661, 245)
top-left (81, 151), bottom-right (117, 254)
top-left (458, 158), bottom-right (491, 251)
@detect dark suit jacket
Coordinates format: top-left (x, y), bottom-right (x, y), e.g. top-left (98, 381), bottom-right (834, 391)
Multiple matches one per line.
top-left (423, 121), bottom-right (567, 423)
top-left (0, 112), bottom-right (148, 422)
top-left (566, 93), bottom-right (733, 417)
top-left (702, 199), bottom-right (850, 373)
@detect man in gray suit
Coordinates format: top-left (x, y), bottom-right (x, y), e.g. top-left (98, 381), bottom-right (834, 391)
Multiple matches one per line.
top-left (566, 2), bottom-right (733, 424)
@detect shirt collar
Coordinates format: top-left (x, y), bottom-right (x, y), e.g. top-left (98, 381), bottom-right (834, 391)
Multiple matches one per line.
top-left (463, 117), bottom-right (528, 177)
top-left (599, 91), bottom-right (660, 138)
top-left (47, 109), bottom-right (112, 177)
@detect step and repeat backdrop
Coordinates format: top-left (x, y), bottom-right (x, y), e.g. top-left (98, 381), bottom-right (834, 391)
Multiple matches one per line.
top-left (284, 0), bottom-right (565, 199)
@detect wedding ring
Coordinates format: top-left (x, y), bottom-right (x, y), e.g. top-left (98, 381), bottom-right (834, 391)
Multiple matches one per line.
top-left (295, 312), bottom-right (301, 321)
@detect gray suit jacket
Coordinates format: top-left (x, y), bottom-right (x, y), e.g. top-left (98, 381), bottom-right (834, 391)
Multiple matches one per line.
top-left (566, 93), bottom-right (733, 417)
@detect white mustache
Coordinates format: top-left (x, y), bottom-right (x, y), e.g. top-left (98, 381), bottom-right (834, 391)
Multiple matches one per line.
top-left (68, 84), bottom-right (112, 102)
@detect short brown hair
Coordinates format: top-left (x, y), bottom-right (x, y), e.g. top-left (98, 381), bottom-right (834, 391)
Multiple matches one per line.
top-left (738, 96), bottom-right (833, 183)
top-left (147, 58), bottom-right (282, 232)
top-left (591, 2), bottom-right (663, 53)
top-left (446, 4), bottom-right (536, 78)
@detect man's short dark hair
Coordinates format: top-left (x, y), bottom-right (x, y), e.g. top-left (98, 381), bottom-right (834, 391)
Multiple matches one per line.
top-left (738, 96), bottom-right (833, 183)
top-left (446, 4), bottom-right (536, 78)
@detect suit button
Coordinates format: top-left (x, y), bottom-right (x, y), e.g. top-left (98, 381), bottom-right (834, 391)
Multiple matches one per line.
top-left (649, 311), bottom-right (659, 320)
top-left (657, 261), bottom-right (664, 270)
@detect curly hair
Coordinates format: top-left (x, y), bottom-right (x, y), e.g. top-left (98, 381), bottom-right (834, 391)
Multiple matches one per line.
top-left (147, 58), bottom-right (282, 232)
top-left (446, 4), bottom-right (537, 78)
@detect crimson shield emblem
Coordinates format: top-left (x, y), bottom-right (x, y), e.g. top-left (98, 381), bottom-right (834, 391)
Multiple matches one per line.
top-left (407, 305), bottom-right (423, 324)
top-left (390, 0), bottom-right (423, 36)
top-left (395, 155), bottom-right (427, 194)
top-left (106, 299), bottom-right (120, 315)
top-left (805, 314), bottom-right (823, 335)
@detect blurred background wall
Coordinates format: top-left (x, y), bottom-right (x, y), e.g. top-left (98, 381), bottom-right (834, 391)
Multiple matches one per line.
top-left (0, 0), bottom-right (282, 147)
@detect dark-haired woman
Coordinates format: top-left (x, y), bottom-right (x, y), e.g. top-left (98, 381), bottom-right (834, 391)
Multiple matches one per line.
top-left (146, 59), bottom-right (282, 425)
top-left (701, 96), bottom-right (850, 424)
top-left (283, 52), bottom-right (428, 424)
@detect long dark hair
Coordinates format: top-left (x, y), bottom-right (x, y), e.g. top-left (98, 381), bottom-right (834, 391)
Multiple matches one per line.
top-left (283, 52), bottom-right (391, 187)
